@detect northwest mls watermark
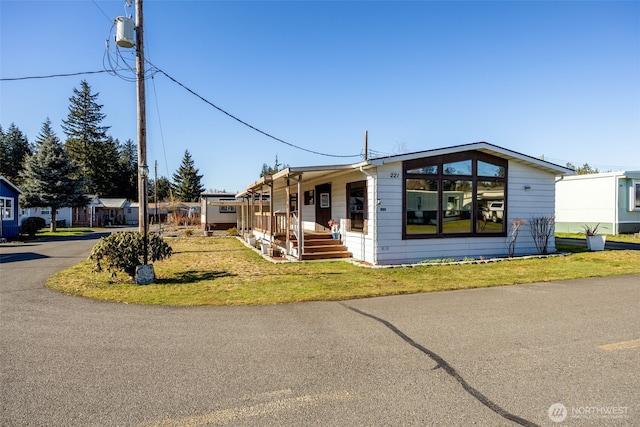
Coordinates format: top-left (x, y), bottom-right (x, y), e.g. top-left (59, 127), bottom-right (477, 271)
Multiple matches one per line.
top-left (548, 403), bottom-right (630, 423)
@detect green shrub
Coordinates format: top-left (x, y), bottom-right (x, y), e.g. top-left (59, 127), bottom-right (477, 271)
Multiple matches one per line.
top-left (20, 216), bottom-right (47, 238)
top-left (89, 231), bottom-right (173, 279)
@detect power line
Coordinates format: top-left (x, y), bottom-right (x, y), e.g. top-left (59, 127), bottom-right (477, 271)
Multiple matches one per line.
top-left (2, 64), bottom-right (363, 159)
top-left (149, 63), bottom-right (362, 159)
top-left (0, 70), bottom-right (111, 81)
top-left (91, 0), bottom-right (112, 23)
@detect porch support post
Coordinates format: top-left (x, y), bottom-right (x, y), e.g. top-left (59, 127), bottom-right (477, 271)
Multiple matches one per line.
top-left (269, 181), bottom-right (274, 241)
top-left (259, 188), bottom-right (263, 233)
top-left (296, 175), bottom-right (303, 261)
top-left (285, 178), bottom-right (290, 255)
top-left (250, 191), bottom-right (255, 232)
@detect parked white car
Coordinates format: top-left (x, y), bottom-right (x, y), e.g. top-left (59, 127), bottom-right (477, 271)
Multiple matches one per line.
top-left (483, 202), bottom-right (504, 222)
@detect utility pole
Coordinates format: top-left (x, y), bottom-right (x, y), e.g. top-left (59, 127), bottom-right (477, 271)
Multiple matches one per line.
top-left (135, 0), bottom-right (149, 265)
top-left (133, 0), bottom-right (154, 284)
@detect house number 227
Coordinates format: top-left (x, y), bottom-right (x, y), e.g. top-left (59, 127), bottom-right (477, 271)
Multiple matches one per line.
top-left (390, 172), bottom-right (400, 178)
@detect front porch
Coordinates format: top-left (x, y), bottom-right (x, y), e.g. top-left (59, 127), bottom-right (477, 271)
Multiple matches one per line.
top-left (249, 212), bottom-right (352, 261)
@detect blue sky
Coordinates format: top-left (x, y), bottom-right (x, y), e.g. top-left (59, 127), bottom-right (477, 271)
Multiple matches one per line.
top-left (1, 0), bottom-right (639, 192)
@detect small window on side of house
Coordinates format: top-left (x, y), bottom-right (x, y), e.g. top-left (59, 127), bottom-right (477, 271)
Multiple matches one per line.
top-left (632, 181), bottom-right (640, 211)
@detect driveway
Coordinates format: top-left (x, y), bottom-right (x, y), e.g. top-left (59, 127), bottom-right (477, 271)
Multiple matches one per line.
top-left (1, 234), bottom-right (638, 426)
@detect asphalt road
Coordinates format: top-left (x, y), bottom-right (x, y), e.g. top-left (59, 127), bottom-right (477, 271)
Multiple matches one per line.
top-left (1, 234), bottom-right (638, 426)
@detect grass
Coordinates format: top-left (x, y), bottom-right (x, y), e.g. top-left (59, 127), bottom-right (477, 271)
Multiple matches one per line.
top-left (13, 227), bottom-right (98, 241)
top-left (46, 236), bottom-right (640, 306)
top-left (556, 232), bottom-right (640, 244)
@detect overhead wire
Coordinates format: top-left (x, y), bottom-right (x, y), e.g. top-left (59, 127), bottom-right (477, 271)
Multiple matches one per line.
top-left (147, 61), bottom-right (362, 159)
top-left (0, 70), bottom-right (111, 81)
top-left (8, 0), bottom-right (364, 160)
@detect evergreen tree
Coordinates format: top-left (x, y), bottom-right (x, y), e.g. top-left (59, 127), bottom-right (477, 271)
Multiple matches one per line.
top-left (35, 118), bottom-right (56, 147)
top-left (260, 154), bottom-right (288, 177)
top-left (62, 80), bottom-right (118, 195)
top-left (0, 123), bottom-right (32, 185)
top-left (116, 138), bottom-right (138, 201)
top-left (149, 176), bottom-right (172, 203)
top-left (19, 121), bottom-right (86, 232)
top-left (0, 126), bottom-right (6, 177)
top-left (172, 150), bottom-right (205, 202)
top-left (566, 162), bottom-right (600, 175)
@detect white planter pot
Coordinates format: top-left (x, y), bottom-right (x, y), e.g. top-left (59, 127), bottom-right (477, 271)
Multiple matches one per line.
top-left (260, 243), bottom-right (270, 255)
top-left (586, 235), bottom-right (606, 251)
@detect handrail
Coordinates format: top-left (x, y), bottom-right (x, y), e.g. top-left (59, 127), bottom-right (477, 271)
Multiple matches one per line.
top-left (291, 213), bottom-right (299, 240)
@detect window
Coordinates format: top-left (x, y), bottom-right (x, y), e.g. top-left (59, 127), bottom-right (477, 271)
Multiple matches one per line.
top-left (632, 181), bottom-right (640, 211)
top-left (304, 190), bottom-right (314, 205)
top-left (346, 180), bottom-right (367, 232)
top-left (0, 197), bottom-right (14, 221)
top-left (219, 205), bottom-right (236, 213)
top-left (403, 151), bottom-right (507, 238)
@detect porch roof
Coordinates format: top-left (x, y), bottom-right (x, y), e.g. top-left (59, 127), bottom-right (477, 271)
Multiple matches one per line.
top-left (236, 163), bottom-right (360, 198)
top-left (98, 198), bottom-right (130, 209)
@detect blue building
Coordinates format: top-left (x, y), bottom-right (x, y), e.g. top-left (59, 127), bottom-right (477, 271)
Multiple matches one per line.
top-left (1, 176), bottom-right (23, 239)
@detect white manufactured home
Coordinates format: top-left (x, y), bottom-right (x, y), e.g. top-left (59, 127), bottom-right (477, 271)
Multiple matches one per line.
top-left (237, 142), bottom-right (572, 265)
top-left (200, 192), bottom-right (242, 231)
top-left (555, 171), bottom-right (640, 235)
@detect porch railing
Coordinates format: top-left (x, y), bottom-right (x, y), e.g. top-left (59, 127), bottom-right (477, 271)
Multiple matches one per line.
top-left (253, 212), bottom-right (288, 237)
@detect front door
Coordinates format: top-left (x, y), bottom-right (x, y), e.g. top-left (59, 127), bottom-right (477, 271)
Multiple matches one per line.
top-left (315, 183), bottom-right (332, 230)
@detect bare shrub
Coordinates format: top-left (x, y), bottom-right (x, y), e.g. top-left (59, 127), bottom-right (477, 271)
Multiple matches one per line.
top-left (529, 216), bottom-right (555, 254)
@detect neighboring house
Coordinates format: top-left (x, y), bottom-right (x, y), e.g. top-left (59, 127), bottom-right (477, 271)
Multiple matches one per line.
top-left (20, 206), bottom-right (73, 227)
top-left (236, 142), bottom-right (572, 265)
top-left (200, 192), bottom-right (242, 230)
top-left (71, 196), bottom-right (138, 227)
top-left (0, 176), bottom-right (23, 239)
top-left (555, 171), bottom-right (640, 235)
top-left (96, 198), bottom-right (134, 226)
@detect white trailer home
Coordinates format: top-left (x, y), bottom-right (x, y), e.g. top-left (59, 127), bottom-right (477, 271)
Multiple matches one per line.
top-left (237, 142), bottom-right (572, 265)
top-left (555, 171), bottom-right (640, 235)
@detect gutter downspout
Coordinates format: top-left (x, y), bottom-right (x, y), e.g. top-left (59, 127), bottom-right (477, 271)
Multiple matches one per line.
top-left (359, 165), bottom-right (377, 265)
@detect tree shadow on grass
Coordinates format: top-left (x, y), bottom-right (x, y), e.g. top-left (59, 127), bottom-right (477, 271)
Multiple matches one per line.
top-left (155, 270), bottom-right (237, 285)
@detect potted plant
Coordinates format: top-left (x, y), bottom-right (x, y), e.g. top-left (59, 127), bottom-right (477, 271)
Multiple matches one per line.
top-left (260, 240), bottom-right (270, 255)
top-left (582, 224), bottom-right (606, 251)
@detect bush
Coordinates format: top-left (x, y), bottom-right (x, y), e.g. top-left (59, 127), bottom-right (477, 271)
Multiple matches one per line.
top-left (227, 227), bottom-right (238, 236)
top-left (20, 216), bottom-right (47, 238)
top-left (89, 231), bottom-right (173, 279)
top-left (529, 216), bottom-right (555, 254)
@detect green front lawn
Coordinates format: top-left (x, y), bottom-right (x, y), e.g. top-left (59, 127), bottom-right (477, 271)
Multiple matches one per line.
top-left (46, 236), bottom-right (640, 306)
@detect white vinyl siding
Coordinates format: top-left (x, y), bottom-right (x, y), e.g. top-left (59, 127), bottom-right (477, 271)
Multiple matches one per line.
top-left (373, 160), bottom-right (559, 264)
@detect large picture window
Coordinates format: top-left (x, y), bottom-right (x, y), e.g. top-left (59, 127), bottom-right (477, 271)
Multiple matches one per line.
top-left (346, 180), bottom-right (367, 232)
top-left (403, 151), bottom-right (507, 238)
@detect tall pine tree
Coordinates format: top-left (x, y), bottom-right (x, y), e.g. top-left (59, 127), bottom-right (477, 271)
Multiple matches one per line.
top-left (62, 80), bottom-right (119, 196)
top-left (20, 121), bottom-right (87, 232)
top-left (35, 118), bottom-right (56, 147)
top-left (172, 150), bottom-right (205, 202)
top-left (0, 123), bottom-right (32, 186)
top-left (116, 138), bottom-right (138, 201)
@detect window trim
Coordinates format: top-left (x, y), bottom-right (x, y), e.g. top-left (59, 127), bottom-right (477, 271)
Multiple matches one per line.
top-left (346, 180), bottom-right (367, 233)
top-left (402, 151), bottom-right (508, 239)
top-left (0, 197), bottom-right (15, 221)
top-left (631, 181), bottom-right (640, 211)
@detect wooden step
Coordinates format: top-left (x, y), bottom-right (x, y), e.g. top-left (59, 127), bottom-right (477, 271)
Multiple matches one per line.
top-left (301, 251), bottom-right (353, 260)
